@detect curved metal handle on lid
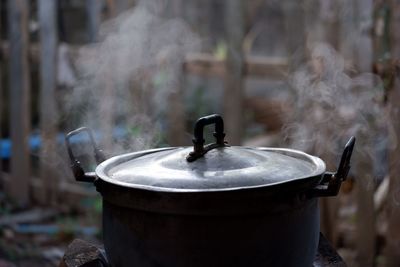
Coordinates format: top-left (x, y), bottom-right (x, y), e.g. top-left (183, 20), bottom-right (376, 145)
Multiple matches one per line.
top-left (65, 127), bottom-right (106, 182)
top-left (186, 114), bottom-right (227, 162)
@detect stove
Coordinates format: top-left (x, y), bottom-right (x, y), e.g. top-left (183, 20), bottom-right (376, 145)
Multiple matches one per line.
top-left (59, 233), bottom-right (346, 267)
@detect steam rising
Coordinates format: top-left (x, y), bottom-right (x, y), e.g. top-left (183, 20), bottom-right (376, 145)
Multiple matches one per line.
top-left (284, 43), bottom-right (388, 163)
top-left (65, 1), bottom-right (200, 154)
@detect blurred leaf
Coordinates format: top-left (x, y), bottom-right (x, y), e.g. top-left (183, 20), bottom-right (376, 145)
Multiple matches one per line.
top-left (94, 197), bottom-right (102, 214)
top-left (213, 41), bottom-right (227, 60)
top-left (128, 126), bottom-right (142, 137)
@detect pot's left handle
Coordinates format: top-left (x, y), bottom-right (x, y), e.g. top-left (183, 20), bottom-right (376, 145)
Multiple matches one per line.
top-left (65, 127), bottom-right (106, 183)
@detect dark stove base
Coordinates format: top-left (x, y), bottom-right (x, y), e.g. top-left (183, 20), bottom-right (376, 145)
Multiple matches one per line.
top-left (314, 233), bottom-right (347, 267)
top-left (59, 233), bottom-right (346, 267)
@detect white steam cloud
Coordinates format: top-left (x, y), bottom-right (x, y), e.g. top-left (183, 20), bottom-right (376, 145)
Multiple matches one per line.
top-left (284, 43), bottom-right (389, 165)
top-left (65, 0), bottom-right (200, 154)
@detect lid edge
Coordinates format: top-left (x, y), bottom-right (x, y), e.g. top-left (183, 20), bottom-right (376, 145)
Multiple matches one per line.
top-left (95, 147), bottom-right (326, 193)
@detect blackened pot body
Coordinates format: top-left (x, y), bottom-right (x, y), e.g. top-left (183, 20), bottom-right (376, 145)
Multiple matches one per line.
top-left (102, 197), bottom-right (320, 267)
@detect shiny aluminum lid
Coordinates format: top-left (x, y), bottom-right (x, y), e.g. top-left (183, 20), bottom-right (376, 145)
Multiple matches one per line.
top-left (96, 114), bottom-right (326, 192)
top-left (96, 145), bottom-right (326, 192)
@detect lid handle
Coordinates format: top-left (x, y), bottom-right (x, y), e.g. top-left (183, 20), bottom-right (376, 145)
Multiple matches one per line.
top-left (65, 127), bottom-right (106, 182)
top-left (186, 114), bottom-right (227, 162)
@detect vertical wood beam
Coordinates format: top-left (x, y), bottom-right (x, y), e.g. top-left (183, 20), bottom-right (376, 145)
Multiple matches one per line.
top-left (353, 1), bottom-right (376, 266)
top-left (354, 149), bottom-right (375, 267)
top-left (39, 0), bottom-right (58, 205)
top-left (7, 0), bottom-right (31, 206)
top-left (386, 1), bottom-right (400, 266)
top-left (166, 69), bottom-right (186, 146)
top-left (224, 0), bottom-right (245, 145)
top-left (0, 0), bottom-right (3, 180)
top-left (338, 0), bottom-right (356, 61)
top-left (86, 0), bottom-right (101, 42)
top-left (282, 0), bottom-right (306, 57)
top-left (166, 0), bottom-right (186, 146)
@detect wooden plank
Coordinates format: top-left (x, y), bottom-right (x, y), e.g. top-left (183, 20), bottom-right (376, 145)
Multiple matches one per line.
top-left (223, 0), bottom-right (245, 145)
top-left (0, 208), bottom-right (58, 226)
top-left (1, 173), bottom-right (97, 206)
top-left (183, 54), bottom-right (288, 79)
top-left (0, 41), bottom-right (39, 61)
top-left (184, 54), bottom-right (225, 77)
top-left (245, 56), bottom-right (287, 78)
top-left (38, 0), bottom-right (58, 205)
top-left (0, 44), bottom-right (289, 79)
top-left (7, 0), bottom-right (31, 206)
top-left (386, 1), bottom-right (400, 266)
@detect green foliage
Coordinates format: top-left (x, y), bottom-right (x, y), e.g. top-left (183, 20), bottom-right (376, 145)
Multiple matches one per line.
top-left (213, 41), bottom-right (227, 60)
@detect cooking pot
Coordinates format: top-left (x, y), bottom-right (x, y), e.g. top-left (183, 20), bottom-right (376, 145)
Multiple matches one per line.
top-left (65, 114), bottom-right (355, 267)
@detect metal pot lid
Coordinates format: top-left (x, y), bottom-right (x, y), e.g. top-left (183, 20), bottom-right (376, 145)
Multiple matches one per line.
top-left (95, 114), bottom-right (326, 192)
top-left (96, 145), bottom-right (325, 192)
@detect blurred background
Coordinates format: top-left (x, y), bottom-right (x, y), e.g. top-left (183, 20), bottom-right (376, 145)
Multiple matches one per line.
top-left (0, 0), bottom-right (399, 266)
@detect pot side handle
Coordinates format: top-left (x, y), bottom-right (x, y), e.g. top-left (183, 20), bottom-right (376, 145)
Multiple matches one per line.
top-left (308, 136), bottom-right (356, 198)
top-left (65, 127), bottom-right (106, 183)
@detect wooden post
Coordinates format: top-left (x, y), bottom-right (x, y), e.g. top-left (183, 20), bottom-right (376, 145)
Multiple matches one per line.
top-left (353, 1), bottom-right (376, 266)
top-left (354, 144), bottom-right (375, 267)
top-left (7, 0), bottom-right (31, 206)
top-left (386, 1), bottom-right (400, 266)
top-left (303, 0), bottom-right (339, 48)
top-left (166, 1), bottom-right (186, 146)
top-left (38, 0), bottom-right (58, 205)
top-left (282, 1), bottom-right (306, 69)
top-left (224, 0), bottom-right (245, 145)
top-left (105, 0), bottom-right (116, 18)
top-left (166, 68), bottom-right (186, 146)
top-left (86, 0), bottom-right (101, 42)
top-left (88, 0), bottom-right (114, 152)
top-left (86, 0), bottom-right (115, 152)
top-left (338, 0), bottom-right (356, 61)
top-left (0, 0), bottom-right (3, 181)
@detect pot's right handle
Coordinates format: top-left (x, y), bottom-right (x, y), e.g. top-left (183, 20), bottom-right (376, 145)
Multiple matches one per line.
top-left (308, 136), bottom-right (356, 198)
top-left (65, 127), bottom-right (106, 183)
